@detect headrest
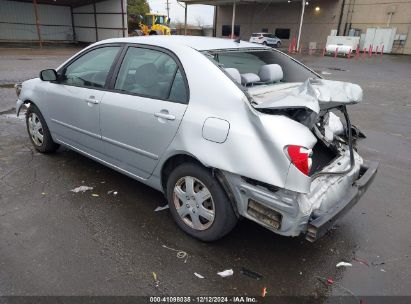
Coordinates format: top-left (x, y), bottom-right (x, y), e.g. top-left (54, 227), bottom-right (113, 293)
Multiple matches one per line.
top-left (241, 73), bottom-right (260, 86)
top-left (258, 64), bottom-right (283, 82)
top-left (225, 68), bottom-right (241, 84)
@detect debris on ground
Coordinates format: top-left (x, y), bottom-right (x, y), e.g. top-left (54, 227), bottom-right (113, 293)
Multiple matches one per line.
top-left (353, 258), bottom-right (370, 266)
top-left (162, 244), bottom-right (188, 263)
top-left (336, 262), bottom-right (353, 268)
top-left (152, 272), bottom-right (159, 288)
top-left (194, 272), bottom-right (204, 279)
top-left (381, 269), bottom-right (386, 272)
top-left (217, 269), bottom-right (233, 278)
top-left (41, 192), bottom-right (46, 195)
top-left (321, 71), bottom-right (332, 75)
top-left (262, 287), bottom-right (267, 297)
top-left (315, 276), bottom-right (360, 303)
top-left (107, 190), bottom-right (118, 195)
top-left (91, 193), bottom-right (99, 197)
top-left (240, 267), bottom-right (262, 280)
top-left (70, 186), bottom-right (93, 193)
top-left (154, 205), bottom-right (170, 212)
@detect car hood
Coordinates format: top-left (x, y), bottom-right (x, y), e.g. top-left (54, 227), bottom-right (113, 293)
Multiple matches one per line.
top-left (251, 78), bottom-right (363, 113)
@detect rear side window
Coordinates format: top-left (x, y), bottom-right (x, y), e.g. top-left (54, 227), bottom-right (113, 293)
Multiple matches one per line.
top-left (61, 46), bottom-right (120, 88)
top-left (114, 47), bottom-right (188, 103)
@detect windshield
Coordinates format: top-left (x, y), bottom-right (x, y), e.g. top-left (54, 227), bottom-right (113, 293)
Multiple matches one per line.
top-left (155, 16), bottom-right (166, 24)
top-left (206, 50), bottom-right (318, 86)
top-left (144, 15), bottom-right (153, 26)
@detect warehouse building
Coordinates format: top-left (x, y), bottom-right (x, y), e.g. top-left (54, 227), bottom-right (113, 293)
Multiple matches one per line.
top-left (0, 0), bottom-right (127, 45)
top-left (181, 0), bottom-right (411, 55)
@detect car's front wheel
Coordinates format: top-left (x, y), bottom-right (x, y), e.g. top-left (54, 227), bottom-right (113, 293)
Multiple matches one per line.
top-left (26, 104), bottom-right (59, 153)
top-left (275, 41), bottom-right (281, 48)
top-left (166, 163), bottom-right (238, 241)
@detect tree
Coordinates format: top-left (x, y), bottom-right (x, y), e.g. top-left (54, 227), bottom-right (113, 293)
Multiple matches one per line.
top-left (128, 0), bottom-right (150, 16)
top-left (127, 0), bottom-right (150, 32)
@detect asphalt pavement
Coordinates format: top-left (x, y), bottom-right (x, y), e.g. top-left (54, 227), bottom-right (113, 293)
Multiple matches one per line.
top-left (0, 47), bottom-right (410, 300)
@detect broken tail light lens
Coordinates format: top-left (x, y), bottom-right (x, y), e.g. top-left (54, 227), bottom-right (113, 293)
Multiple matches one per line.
top-left (285, 145), bottom-right (312, 176)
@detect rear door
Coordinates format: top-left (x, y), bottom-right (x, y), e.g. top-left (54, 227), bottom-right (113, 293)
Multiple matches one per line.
top-left (100, 45), bottom-right (189, 179)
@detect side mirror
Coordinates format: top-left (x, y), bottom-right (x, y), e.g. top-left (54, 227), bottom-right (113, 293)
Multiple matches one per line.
top-left (40, 69), bottom-right (57, 81)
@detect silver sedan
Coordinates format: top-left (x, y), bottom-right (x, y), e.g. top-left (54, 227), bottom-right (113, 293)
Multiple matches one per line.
top-left (16, 36), bottom-right (378, 241)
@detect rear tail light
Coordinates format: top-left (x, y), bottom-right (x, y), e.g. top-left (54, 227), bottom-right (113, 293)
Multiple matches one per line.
top-left (285, 145), bottom-right (312, 175)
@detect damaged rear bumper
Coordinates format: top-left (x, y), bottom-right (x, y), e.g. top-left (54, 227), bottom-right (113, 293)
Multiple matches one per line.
top-left (221, 158), bottom-right (378, 241)
top-left (305, 160), bottom-right (378, 242)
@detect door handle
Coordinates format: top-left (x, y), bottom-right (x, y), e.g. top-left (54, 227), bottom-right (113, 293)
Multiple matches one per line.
top-left (85, 97), bottom-right (99, 104)
top-left (154, 112), bottom-right (175, 121)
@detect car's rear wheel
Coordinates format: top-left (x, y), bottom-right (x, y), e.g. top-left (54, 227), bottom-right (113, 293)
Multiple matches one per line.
top-left (26, 104), bottom-right (59, 153)
top-left (263, 41), bottom-right (267, 46)
top-left (275, 41), bottom-right (281, 48)
top-left (166, 163), bottom-right (238, 241)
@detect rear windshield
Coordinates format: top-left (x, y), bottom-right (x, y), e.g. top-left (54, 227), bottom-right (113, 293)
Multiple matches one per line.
top-left (205, 50), bottom-right (318, 85)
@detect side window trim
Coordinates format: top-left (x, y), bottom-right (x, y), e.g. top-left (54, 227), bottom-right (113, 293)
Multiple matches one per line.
top-left (56, 43), bottom-right (126, 91)
top-left (108, 43), bottom-right (190, 104)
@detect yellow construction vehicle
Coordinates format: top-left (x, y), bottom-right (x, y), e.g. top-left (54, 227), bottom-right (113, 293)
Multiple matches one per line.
top-left (138, 13), bottom-right (171, 36)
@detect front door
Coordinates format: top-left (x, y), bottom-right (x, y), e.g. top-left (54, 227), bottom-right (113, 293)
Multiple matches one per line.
top-left (44, 46), bottom-right (121, 156)
top-left (100, 46), bottom-right (189, 179)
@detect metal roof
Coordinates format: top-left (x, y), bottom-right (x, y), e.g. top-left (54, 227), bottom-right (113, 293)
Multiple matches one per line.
top-left (179, 0), bottom-right (292, 5)
top-left (8, 0), bottom-right (108, 7)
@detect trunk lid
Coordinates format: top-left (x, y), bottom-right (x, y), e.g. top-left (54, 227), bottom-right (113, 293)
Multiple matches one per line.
top-left (251, 78), bottom-right (362, 114)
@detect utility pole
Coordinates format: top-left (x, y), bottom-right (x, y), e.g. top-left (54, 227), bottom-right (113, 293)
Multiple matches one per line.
top-left (166, 0), bottom-right (170, 19)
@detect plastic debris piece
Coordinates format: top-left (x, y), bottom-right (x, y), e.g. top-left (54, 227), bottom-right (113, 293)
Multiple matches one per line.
top-left (71, 186), bottom-right (93, 193)
top-left (262, 287), bottom-right (267, 297)
top-left (353, 258), bottom-right (370, 266)
top-left (217, 269), bottom-right (233, 278)
top-left (92, 194), bottom-right (99, 197)
top-left (381, 269), bottom-right (386, 272)
top-left (154, 205), bottom-right (170, 212)
top-left (240, 267), bottom-right (262, 280)
top-left (113, 191), bottom-right (118, 195)
top-left (162, 244), bottom-right (188, 263)
top-left (336, 262), bottom-right (352, 268)
top-left (194, 272), bottom-right (204, 279)
top-left (327, 278), bottom-right (334, 285)
top-left (152, 272), bottom-right (159, 288)
top-left (41, 192), bottom-right (46, 195)
top-left (107, 190), bottom-right (118, 195)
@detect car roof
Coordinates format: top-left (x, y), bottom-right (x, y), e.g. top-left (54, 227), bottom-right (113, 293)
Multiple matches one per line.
top-left (95, 35), bottom-right (267, 51)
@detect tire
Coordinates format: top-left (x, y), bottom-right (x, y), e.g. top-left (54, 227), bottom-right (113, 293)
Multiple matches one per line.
top-left (166, 163), bottom-right (238, 241)
top-left (262, 41), bottom-right (267, 46)
top-left (26, 104), bottom-right (59, 153)
top-left (275, 42), bottom-right (281, 48)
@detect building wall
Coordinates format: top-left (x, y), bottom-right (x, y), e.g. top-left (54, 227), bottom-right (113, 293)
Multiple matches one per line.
top-left (0, 0), bottom-right (127, 43)
top-left (73, 0), bottom-right (127, 42)
top-left (216, 0), bottom-right (411, 54)
top-left (216, 0), bottom-right (342, 50)
top-left (0, 0), bottom-right (73, 41)
top-left (341, 0), bottom-right (411, 54)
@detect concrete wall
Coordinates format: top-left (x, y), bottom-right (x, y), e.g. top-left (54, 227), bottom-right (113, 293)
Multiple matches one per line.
top-left (340, 0), bottom-right (411, 54)
top-left (216, 0), bottom-right (341, 50)
top-left (215, 0), bottom-right (411, 54)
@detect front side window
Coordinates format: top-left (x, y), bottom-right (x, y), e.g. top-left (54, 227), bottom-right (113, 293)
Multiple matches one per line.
top-left (60, 46), bottom-right (120, 88)
top-left (115, 47), bottom-right (187, 103)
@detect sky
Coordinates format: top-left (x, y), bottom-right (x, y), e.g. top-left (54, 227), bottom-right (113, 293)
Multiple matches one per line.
top-left (147, 0), bottom-right (214, 25)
